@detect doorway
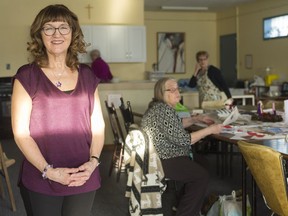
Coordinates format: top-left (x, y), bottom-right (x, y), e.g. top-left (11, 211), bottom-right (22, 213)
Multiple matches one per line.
top-left (220, 34), bottom-right (237, 88)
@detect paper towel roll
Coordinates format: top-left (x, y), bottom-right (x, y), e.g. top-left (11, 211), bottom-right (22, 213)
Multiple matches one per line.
top-left (284, 100), bottom-right (288, 124)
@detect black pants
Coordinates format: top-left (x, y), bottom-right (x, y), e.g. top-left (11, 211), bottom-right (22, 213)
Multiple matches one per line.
top-left (161, 155), bottom-right (209, 216)
top-left (20, 183), bottom-right (96, 216)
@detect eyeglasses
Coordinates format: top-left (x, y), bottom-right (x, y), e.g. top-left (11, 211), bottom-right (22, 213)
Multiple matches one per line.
top-left (198, 57), bottom-right (208, 61)
top-left (42, 24), bottom-right (71, 36)
top-left (164, 87), bottom-right (181, 93)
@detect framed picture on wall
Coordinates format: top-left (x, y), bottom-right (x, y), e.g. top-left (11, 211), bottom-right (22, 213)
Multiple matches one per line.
top-left (157, 32), bottom-right (185, 73)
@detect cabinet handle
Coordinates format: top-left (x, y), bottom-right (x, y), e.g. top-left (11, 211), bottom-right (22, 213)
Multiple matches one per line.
top-left (126, 51), bottom-right (132, 59)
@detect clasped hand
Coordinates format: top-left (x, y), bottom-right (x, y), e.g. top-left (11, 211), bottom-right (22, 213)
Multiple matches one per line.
top-left (46, 159), bottom-right (98, 187)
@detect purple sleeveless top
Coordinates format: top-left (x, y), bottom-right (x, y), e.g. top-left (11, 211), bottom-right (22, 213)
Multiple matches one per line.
top-left (14, 63), bottom-right (101, 196)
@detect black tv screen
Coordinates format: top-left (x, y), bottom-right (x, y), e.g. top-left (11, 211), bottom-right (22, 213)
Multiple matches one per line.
top-left (263, 14), bottom-right (288, 40)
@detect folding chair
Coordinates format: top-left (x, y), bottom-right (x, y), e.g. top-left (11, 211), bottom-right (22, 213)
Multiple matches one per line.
top-left (105, 101), bottom-right (126, 182)
top-left (0, 142), bottom-right (16, 211)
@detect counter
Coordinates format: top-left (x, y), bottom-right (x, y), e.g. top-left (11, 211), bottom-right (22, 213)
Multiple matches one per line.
top-left (98, 80), bottom-right (156, 91)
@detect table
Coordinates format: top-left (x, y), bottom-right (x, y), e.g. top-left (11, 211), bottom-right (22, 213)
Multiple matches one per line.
top-left (134, 105), bottom-right (287, 215)
top-left (188, 125), bottom-right (288, 216)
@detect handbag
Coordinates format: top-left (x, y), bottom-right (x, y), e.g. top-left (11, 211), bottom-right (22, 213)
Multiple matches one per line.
top-left (206, 190), bottom-right (251, 216)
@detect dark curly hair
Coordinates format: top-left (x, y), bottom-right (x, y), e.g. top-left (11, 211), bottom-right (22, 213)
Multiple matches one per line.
top-left (27, 4), bottom-right (87, 70)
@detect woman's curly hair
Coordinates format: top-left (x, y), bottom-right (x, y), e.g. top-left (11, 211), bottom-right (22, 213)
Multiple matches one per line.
top-left (27, 4), bottom-right (87, 70)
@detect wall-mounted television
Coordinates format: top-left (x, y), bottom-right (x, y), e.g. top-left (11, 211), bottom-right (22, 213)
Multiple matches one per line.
top-left (263, 14), bottom-right (288, 40)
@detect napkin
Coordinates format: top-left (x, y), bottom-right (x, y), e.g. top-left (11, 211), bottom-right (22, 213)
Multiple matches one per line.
top-left (222, 106), bottom-right (240, 126)
top-left (285, 100), bottom-right (288, 124)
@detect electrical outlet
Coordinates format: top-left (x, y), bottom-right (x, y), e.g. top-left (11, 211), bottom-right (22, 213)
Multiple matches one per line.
top-left (6, 64), bottom-right (11, 70)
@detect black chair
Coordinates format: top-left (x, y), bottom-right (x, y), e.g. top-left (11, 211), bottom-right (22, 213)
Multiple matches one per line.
top-left (119, 97), bottom-right (134, 133)
top-left (105, 101), bottom-right (126, 182)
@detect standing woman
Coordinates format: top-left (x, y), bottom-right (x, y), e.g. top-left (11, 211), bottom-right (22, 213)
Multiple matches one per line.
top-left (188, 51), bottom-right (233, 107)
top-left (11, 4), bottom-right (105, 216)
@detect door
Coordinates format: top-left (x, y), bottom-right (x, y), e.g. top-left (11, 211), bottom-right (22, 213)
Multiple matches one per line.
top-left (220, 34), bottom-right (237, 88)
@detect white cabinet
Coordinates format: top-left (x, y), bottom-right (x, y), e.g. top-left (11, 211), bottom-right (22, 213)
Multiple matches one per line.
top-left (79, 25), bottom-right (146, 63)
top-left (108, 26), bottom-right (146, 62)
top-left (79, 26), bottom-right (110, 63)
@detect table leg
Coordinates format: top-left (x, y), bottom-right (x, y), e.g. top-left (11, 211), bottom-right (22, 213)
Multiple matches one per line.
top-left (221, 142), bottom-right (226, 177)
top-left (216, 141), bottom-right (220, 176)
top-left (252, 176), bottom-right (257, 216)
top-left (242, 156), bottom-right (247, 216)
top-left (229, 143), bottom-right (233, 177)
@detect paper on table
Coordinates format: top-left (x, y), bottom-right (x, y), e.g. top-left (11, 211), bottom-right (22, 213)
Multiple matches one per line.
top-left (230, 134), bottom-right (247, 140)
top-left (284, 100), bottom-right (288, 124)
top-left (222, 106), bottom-right (240, 126)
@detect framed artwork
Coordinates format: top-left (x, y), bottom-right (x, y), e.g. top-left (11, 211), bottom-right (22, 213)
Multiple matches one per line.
top-left (157, 32), bottom-right (185, 73)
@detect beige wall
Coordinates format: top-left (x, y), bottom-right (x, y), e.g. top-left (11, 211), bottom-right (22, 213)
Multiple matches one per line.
top-left (2, 0), bottom-right (288, 82)
top-left (0, 0), bottom-right (144, 78)
top-left (217, 0), bottom-right (288, 81)
top-left (144, 11), bottom-right (217, 80)
top-left (2, 0), bottom-right (288, 144)
top-left (217, 8), bottom-right (237, 36)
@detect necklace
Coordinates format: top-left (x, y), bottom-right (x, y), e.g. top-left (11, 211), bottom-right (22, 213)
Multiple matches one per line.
top-left (52, 71), bottom-right (64, 88)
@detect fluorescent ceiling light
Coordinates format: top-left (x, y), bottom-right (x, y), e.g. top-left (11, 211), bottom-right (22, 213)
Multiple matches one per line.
top-left (161, 6), bottom-right (208, 11)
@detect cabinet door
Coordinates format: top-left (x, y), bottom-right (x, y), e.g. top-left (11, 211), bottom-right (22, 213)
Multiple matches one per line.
top-left (108, 26), bottom-right (128, 62)
top-left (80, 26), bottom-right (110, 63)
top-left (79, 25), bottom-right (93, 63)
top-left (81, 25), bottom-right (146, 63)
top-left (127, 26), bottom-right (146, 62)
top-left (108, 26), bottom-right (146, 62)
top-left (92, 26), bottom-right (110, 62)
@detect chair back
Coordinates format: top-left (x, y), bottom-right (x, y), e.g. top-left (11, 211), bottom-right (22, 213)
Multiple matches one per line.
top-left (238, 141), bottom-right (288, 216)
top-left (119, 97), bottom-right (134, 133)
top-left (124, 127), bottom-right (166, 215)
top-left (0, 142), bottom-right (16, 211)
top-left (105, 101), bottom-right (126, 181)
top-left (105, 101), bottom-right (125, 145)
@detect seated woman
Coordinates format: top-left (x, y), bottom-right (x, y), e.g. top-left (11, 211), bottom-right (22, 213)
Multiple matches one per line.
top-left (141, 77), bottom-right (223, 216)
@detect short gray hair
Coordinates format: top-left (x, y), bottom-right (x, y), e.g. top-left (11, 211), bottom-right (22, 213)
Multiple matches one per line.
top-left (153, 77), bottom-right (175, 102)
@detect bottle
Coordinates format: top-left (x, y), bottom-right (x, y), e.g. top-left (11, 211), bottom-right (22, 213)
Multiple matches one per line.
top-left (257, 101), bottom-right (263, 116)
top-left (244, 80), bottom-right (249, 90)
top-left (272, 102), bottom-right (276, 115)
